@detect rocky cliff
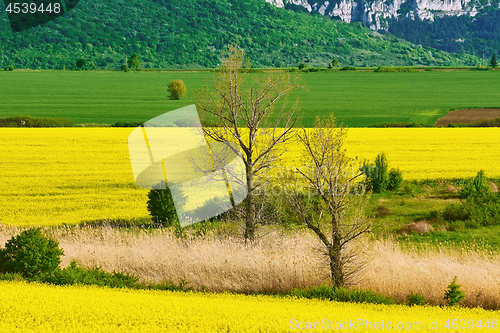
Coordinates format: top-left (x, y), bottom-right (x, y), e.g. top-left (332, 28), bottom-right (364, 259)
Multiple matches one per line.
top-left (265, 0), bottom-right (491, 30)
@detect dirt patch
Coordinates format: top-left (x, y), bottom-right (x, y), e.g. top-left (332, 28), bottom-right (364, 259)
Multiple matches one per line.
top-left (435, 108), bottom-right (500, 127)
top-left (400, 220), bottom-right (434, 234)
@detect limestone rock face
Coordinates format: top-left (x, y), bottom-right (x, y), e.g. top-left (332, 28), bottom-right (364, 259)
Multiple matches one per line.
top-left (265, 0), bottom-right (486, 31)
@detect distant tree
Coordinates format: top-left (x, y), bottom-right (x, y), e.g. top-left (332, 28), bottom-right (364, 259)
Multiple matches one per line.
top-left (168, 80), bottom-right (187, 100)
top-left (490, 54), bottom-right (497, 69)
top-left (298, 63), bottom-right (307, 70)
top-left (76, 58), bottom-right (87, 69)
top-left (8, 65), bottom-right (14, 71)
top-left (127, 53), bottom-right (140, 70)
top-left (331, 59), bottom-right (339, 69)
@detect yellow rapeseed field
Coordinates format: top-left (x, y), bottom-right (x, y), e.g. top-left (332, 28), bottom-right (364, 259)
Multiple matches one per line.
top-left (1, 128), bottom-right (499, 226)
top-left (0, 281), bottom-right (498, 332)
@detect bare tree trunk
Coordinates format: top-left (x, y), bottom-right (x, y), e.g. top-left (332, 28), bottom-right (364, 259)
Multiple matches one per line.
top-left (329, 241), bottom-right (344, 288)
top-left (244, 165), bottom-right (256, 242)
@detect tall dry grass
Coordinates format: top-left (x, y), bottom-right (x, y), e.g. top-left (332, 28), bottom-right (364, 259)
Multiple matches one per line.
top-left (1, 224), bottom-right (499, 309)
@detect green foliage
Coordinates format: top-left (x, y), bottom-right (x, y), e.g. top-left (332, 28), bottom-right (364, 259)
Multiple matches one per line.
top-left (0, 228), bottom-right (64, 279)
top-left (444, 276), bottom-right (465, 306)
top-left (0, 116), bottom-right (75, 127)
top-left (341, 66), bottom-right (357, 71)
top-left (331, 59), bottom-right (339, 69)
top-left (375, 66), bottom-right (418, 72)
top-left (290, 284), bottom-right (395, 305)
top-left (167, 79), bottom-right (187, 100)
top-left (45, 260), bottom-right (138, 288)
top-left (441, 171), bottom-right (500, 229)
top-left (298, 63), bottom-right (307, 70)
top-left (387, 168), bottom-right (404, 191)
top-left (147, 184), bottom-right (185, 226)
top-left (406, 292), bottom-right (426, 306)
top-left (8, 65), bottom-right (14, 71)
top-left (491, 54), bottom-right (497, 68)
top-left (459, 170), bottom-right (491, 201)
top-left (0, 0), bottom-right (478, 70)
top-left (362, 153), bottom-right (389, 193)
top-left (127, 53), bottom-right (140, 70)
top-left (76, 58), bottom-right (87, 69)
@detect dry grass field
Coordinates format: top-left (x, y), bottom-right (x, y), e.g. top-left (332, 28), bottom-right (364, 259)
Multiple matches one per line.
top-left (1, 225), bottom-right (498, 309)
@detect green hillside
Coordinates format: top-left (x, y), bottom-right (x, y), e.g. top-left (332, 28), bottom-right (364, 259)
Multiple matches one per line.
top-left (0, 0), bottom-right (479, 69)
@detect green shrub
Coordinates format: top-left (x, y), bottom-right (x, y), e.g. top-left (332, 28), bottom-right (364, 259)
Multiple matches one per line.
top-left (443, 202), bottom-right (471, 222)
top-left (341, 66), bottom-right (357, 71)
top-left (362, 153), bottom-right (389, 193)
top-left (45, 260), bottom-right (138, 288)
top-left (8, 65), bottom-right (14, 71)
top-left (290, 285), bottom-right (394, 305)
top-left (147, 184), bottom-right (185, 226)
top-left (444, 276), bottom-right (465, 306)
top-left (441, 171), bottom-right (500, 229)
top-left (406, 292), bottom-right (426, 306)
top-left (460, 170), bottom-right (491, 201)
top-left (0, 272), bottom-right (24, 281)
top-left (0, 228), bottom-right (64, 279)
top-left (168, 79), bottom-right (187, 100)
top-left (387, 168), bottom-right (403, 191)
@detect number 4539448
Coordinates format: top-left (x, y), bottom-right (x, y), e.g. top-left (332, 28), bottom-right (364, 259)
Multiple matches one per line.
top-left (5, 3), bottom-right (61, 14)
top-left (444, 319), bottom-right (498, 329)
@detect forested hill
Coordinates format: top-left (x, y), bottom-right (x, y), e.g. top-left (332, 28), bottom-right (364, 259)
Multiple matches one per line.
top-left (0, 0), bottom-right (479, 69)
top-left (388, 10), bottom-right (500, 61)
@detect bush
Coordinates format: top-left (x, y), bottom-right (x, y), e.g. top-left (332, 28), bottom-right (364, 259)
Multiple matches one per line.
top-left (147, 184), bottom-right (186, 226)
top-left (387, 168), bottom-right (403, 191)
top-left (341, 66), bottom-right (357, 71)
top-left (0, 228), bottom-right (64, 279)
top-left (45, 260), bottom-right (138, 288)
top-left (290, 285), bottom-right (394, 305)
top-left (444, 276), bottom-right (465, 306)
top-left (168, 79), bottom-right (187, 100)
top-left (298, 63), bottom-right (307, 70)
top-left (441, 171), bottom-right (500, 229)
top-left (361, 153), bottom-right (389, 193)
top-left (8, 65), bottom-right (14, 71)
top-left (460, 170), bottom-right (491, 201)
top-left (406, 292), bottom-right (426, 306)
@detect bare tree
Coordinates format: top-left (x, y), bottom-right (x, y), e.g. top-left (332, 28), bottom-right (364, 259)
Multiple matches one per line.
top-left (281, 114), bottom-right (372, 288)
top-left (196, 44), bottom-right (301, 242)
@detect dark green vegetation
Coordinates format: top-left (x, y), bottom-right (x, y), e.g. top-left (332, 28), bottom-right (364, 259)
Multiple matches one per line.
top-left (444, 277), bottom-right (466, 307)
top-left (0, 228), bottom-right (63, 278)
top-left (0, 0), bottom-right (479, 69)
top-left (288, 284), bottom-right (395, 305)
top-left (2, 70), bottom-right (500, 127)
top-left (0, 116), bottom-right (75, 127)
top-left (388, 10), bottom-right (500, 61)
